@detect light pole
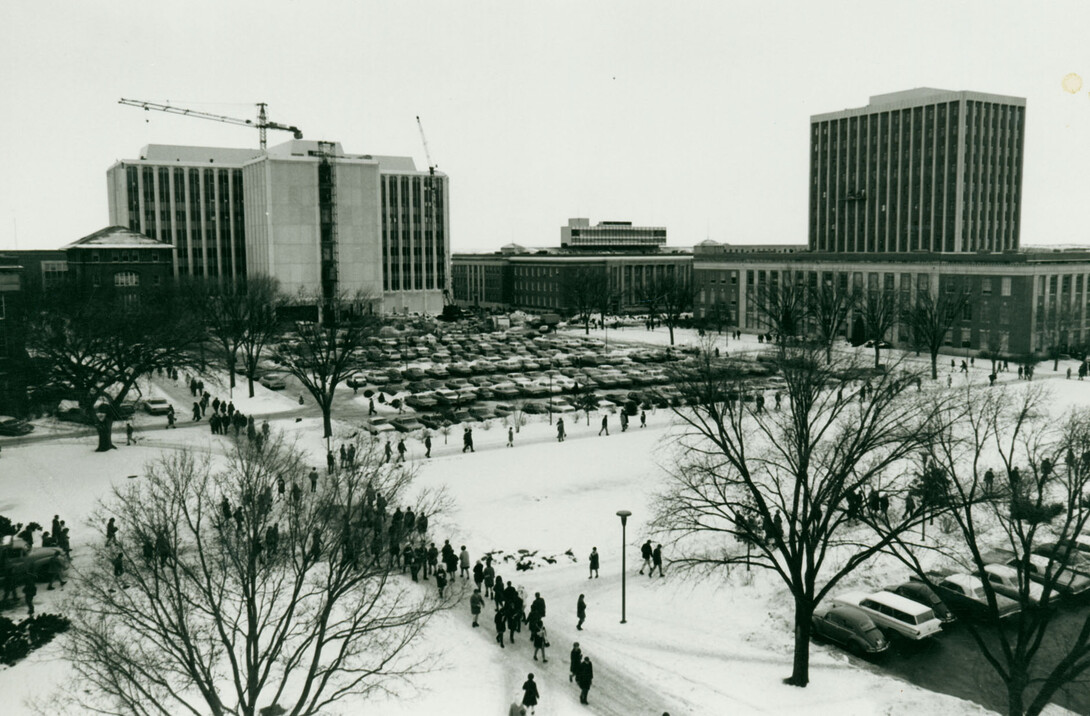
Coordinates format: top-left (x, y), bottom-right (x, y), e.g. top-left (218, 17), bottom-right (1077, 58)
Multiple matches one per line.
top-left (616, 510), bottom-right (631, 624)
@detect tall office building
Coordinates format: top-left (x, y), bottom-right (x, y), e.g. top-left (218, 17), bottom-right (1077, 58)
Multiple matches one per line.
top-left (106, 140), bottom-right (449, 314)
top-left (809, 88), bottom-right (1025, 254)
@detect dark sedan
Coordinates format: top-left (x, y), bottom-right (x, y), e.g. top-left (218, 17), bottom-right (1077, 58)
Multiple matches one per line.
top-left (811, 603), bottom-right (889, 658)
top-left (889, 581), bottom-right (957, 625)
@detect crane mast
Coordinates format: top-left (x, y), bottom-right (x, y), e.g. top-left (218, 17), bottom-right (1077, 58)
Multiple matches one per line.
top-left (118, 98), bottom-right (303, 149)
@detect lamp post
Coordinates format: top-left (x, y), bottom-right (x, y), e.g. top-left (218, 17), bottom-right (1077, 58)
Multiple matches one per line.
top-left (616, 510), bottom-right (631, 624)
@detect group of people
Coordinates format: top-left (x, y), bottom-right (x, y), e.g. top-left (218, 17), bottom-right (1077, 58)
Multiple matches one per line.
top-left (1, 514), bottom-right (71, 615)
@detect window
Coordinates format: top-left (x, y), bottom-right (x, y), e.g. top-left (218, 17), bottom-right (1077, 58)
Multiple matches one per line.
top-left (114, 271), bottom-right (140, 287)
top-left (962, 304), bottom-right (972, 320)
top-left (1001, 277), bottom-right (1012, 296)
top-left (981, 278), bottom-right (992, 295)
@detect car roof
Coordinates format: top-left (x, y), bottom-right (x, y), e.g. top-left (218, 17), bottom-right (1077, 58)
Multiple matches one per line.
top-left (825, 604), bottom-right (879, 629)
top-left (863, 590), bottom-right (936, 615)
top-left (984, 564), bottom-right (1017, 579)
top-left (942, 573), bottom-right (984, 591)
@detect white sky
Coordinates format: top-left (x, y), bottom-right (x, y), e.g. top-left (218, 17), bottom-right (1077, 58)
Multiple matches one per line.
top-left (1, 0), bottom-right (1089, 252)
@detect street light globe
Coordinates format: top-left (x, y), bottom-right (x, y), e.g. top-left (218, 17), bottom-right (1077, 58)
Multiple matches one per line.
top-left (616, 509), bottom-right (632, 525)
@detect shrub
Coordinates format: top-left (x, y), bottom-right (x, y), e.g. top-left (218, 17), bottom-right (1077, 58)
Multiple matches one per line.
top-left (0, 613), bottom-right (70, 665)
top-left (1010, 499), bottom-right (1065, 525)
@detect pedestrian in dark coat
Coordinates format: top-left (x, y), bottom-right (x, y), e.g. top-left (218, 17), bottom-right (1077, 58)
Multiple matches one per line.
top-left (435, 569), bottom-right (447, 598)
top-left (384, 441), bottom-right (393, 463)
top-left (483, 562), bottom-right (495, 596)
top-left (651, 544), bottom-right (664, 577)
top-left (521, 673), bottom-right (539, 713)
top-left (576, 657), bottom-right (594, 704)
top-left (530, 592), bottom-right (546, 619)
top-left (588, 547), bottom-right (599, 578)
top-left (309, 468), bottom-right (319, 493)
top-left (640, 539), bottom-right (653, 574)
top-left (507, 426), bottom-right (514, 447)
top-left (193, 402), bottom-right (201, 421)
top-left (576, 593), bottom-right (586, 630)
top-left (459, 545), bottom-right (471, 579)
top-left (24, 573), bottom-right (37, 615)
top-left (532, 624), bottom-right (549, 662)
top-left (470, 588), bottom-right (485, 627)
top-left (557, 419), bottom-right (565, 442)
top-left (105, 518), bottom-right (118, 545)
top-left (495, 608), bottom-right (507, 648)
top-left (473, 560), bottom-right (485, 590)
top-left (397, 439), bottom-right (407, 462)
top-left (494, 575), bottom-right (505, 608)
top-left (599, 415), bottom-right (609, 436)
top-left (569, 642), bottom-right (583, 682)
top-left (426, 543), bottom-right (439, 577)
top-left (326, 450), bottom-right (335, 474)
top-left (424, 434), bottom-right (432, 458)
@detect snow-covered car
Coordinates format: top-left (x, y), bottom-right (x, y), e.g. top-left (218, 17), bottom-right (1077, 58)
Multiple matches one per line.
top-left (493, 383), bottom-right (521, 399)
top-left (811, 603), bottom-right (889, 658)
top-left (981, 564), bottom-right (1050, 606)
top-left (494, 403), bottom-right (515, 417)
top-left (0, 415), bottom-right (34, 436)
top-left (0, 536), bottom-right (64, 580)
top-left (545, 398), bottom-right (576, 413)
top-left (391, 416), bottom-right (425, 433)
top-left (522, 402), bottom-right (548, 415)
top-left (832, 590), bottom-right (943, 640)
top-left (260, 373), bottom-right (288, 390)
top-left (364, 418), bottom-right (397, 436)
top-left (142, 398), bottom-right (172, 415)
top-left (923, 573), bottom-right (1022, 620)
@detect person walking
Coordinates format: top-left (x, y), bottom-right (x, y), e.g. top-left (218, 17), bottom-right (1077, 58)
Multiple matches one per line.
top-left (640, 410), bottom-right (646, 428)
top-left (125, 421), bottom-right (134, 445)
top-left (576, 593), bottom-right (586, 630)
top-left (599, 415), bottom-right (609, 436)
top-left (532, 623), bottom-right (549, 662)
top-left (435, 569), bottom-right (447, 598)
top-left (483, 561), bottom-right (495, 597)
top-left (424, 434), bottom-right (432, 458)
top-left (309, 467), bottom-right (319, 493)
top-left (473, 559), bottom-right (484, 591)
top-left (651, 543), bottom-right (665, 577)
top-left (105, 517), bottom-right (118, 546)
top-left (470, 588), bottom-right (484, 627)
top-left (466, 427), bottom-right (475, 453)
top-left (530, 591), bottom-right (546, 620)
top-left (556, 418), bottom-right (565, 442)
top-left (507, 426), bottom-right (514, 447)
top-left (639, 539), bottom-right (653, 574)
top-left (576, 657), bottom-right (594, 705)
top-left (369, 397), bottom-right (376, 415)
top-left (459, 545), bottom-right (471, 579)
top-left (569, 642), bottom-right (583, 683)
top-left (384, 441), bottom-right (393, 464)
top-left (23, 573), bottom-right (37, 616)
top-left (494, 608), bottom-right (507, 648)
top-left (166, 405), bottom-right (175, 429)
top-left (397, 438), bottom-right (407, 463)
top-left (326, 450), bottom-right (335, 474)
top-left (46, 553), bottom-right (66, 590)
top-left (588, 547), bottom-right (599, 579)
top-left (521, 673), bottom-right (540, 714)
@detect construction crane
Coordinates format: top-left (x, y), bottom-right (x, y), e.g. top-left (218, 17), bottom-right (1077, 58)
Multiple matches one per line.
top-left (415, 115), bottom-right (436, 177)
top-left (416, 116), bottom-right (458, 317)
top-left (118, 98), bottom-right (303, 150)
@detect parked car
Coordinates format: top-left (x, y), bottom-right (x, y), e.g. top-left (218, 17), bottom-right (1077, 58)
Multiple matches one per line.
top-left (522, 402), bottom-right (548, 415)
top-left (405, 393), bottom-right (438, 410)
top-left (918, 573), bottom-right (1022, 620)
top-left (493, 383), bottom-right (521, 398)
top-left (999, 551), bottom-right (1090, 598)
top-left (469, 406), bottom-right (496, 420)
top-left (347, 372), bottom-right (370, 389)
top-left (260, 373), bottom-right (288, 390)
top-left (142, 397), bottom-right (172, 415)
top-left (981, 564), bottom-right (1050, 607)
top-left (453, 409), bottom-right (474, 423)
top-left (811, 603), bottom-right (890, 658)
top-left (433, 388), bottom-right (459, 406)
top-left (364, 418), bottom-right (397, 436)
top-left (391, 416), bottom-right (425, 433)
top-left (0, 536), bottom-right (64, 580)
top-left (545, 397), bottom-right (576, 413)
top-left (0, 415), bottom-right (34, 436)
top-left (887, 581), bottom-right (957, 625)
top-left (832, 590), bottom-right (943, 640)
top-left (494, 403), bottom-right (515, 417)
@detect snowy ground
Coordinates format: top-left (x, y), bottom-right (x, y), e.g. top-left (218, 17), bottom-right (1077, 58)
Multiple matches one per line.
top-left (1, 339), bottom-right (1085, 715)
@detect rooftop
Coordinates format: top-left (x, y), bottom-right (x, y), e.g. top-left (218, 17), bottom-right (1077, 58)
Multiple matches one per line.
top-left (63, 226), bottom-right (173, 251)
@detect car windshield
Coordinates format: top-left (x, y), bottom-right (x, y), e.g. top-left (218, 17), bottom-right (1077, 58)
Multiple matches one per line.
top-left (912, 609), bottom-right (936, 624)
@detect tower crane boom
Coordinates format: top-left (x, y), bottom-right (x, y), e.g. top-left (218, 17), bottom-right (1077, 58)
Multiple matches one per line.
top-left (118, 98), bottom-right (303, 149)
top-left (415, 115), bottom-right (436, 176)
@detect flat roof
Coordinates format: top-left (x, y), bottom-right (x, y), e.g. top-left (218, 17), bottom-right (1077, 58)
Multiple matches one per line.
top-left (812, 88), bottom-right (1025, 122)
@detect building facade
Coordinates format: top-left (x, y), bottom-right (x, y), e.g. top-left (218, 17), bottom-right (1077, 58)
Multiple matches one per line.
top-left (561, 218), bottom-right (667, 250)
top-left (453, 248), bottom-right (692, 313)
top-left (0, 255), bottom-right (26, 417)
top-left (810, 88), bottom-right (1025, 254)
top-left (107, 140), bottom-right (450, 314)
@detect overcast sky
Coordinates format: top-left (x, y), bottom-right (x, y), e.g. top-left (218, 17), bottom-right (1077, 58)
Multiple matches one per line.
top-left (2, 0), bottom-right (1089, 252)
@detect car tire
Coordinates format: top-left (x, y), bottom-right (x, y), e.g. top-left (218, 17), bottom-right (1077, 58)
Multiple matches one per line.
top-left (848, 640), bottom-right (865, 658)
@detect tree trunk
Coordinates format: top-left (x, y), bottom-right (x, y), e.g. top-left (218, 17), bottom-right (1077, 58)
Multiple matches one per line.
top-left (584, 318), bottom-right (590, 335)
top-left (668, 324), bottom-right (675, 346)
top-left (785, 599), bottom-right (812, 687)
top-left (247, 375), bottom-right (256, 398)
top-left (873, 344), bottom-right (881, 370)
top-left (825, 343), bottom-right (832, 365)
top-left (1053, 356), bottom-right (1059, 371)
top-left (96, 419), bottom-right (116, 452)
top-left (930, 351), bottom-right (939, 380)
top-left (322, 409), bottom-right (332, 439)
top-left (228, 360), bottom-right (236, 389)
top-left (1007, 670), bottom-right (1027, 716)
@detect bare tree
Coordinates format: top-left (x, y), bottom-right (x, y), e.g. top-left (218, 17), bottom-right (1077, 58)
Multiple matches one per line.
top-left (880, 384), bottom-right (1090, 716)
top-left (561, 267), bottom-right (607, 335)
top-left (274, 292), bottom-right (377, 443)
top-left (658, 274), bottom-right (694, 347)
top-left (755, 280), bottom-right (807, 349)
top-left (900, 290), bottom-right (971, 380)
top-left (238, 277), bottom-right (288, 398)
top-left (806, 281), bottom-right (854, 364)
top-left (67, 431), bottom-right (448, 716)
top-left (653, 345), bottom-right (944, 687)
top-left (25, 284), bottom-right (203, 451)
top-left (856, 290), bottom-right (899, 369)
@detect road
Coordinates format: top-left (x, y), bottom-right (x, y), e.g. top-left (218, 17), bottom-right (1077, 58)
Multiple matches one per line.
top-left (876, 602), bottom-right (1090, 714)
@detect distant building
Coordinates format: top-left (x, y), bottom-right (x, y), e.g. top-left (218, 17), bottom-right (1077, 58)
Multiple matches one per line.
top-left (0, 254), bottom-right (26, 416)
top-left (809, 88), bottom-right (1025, 254)
top-left (695, 89), bottom-right (1090, 360)
top-left (561, 218), bottom-right (667, 250)
top-left (107, 140), bottom-right (450, 314)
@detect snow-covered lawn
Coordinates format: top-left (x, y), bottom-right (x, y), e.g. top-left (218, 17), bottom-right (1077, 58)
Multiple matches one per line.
top-left (2, 345), bottom-right (1087, 714)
